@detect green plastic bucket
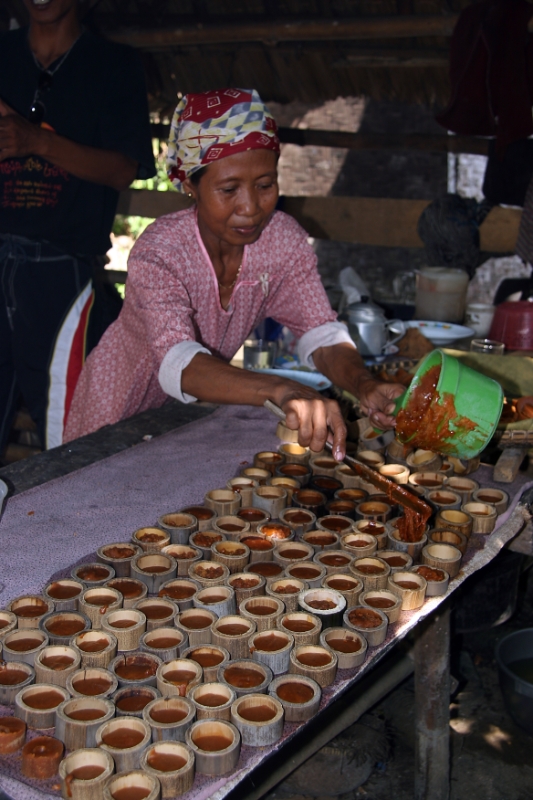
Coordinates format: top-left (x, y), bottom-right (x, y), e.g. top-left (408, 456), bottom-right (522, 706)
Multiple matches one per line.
top-left (395, 349), bottom-right (503, 459)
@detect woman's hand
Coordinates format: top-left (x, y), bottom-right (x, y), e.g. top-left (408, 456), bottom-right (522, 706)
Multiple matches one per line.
top-left (277, 388), bottom-right (347, 460)
top-left (354, 373), bottom-right (405, 431)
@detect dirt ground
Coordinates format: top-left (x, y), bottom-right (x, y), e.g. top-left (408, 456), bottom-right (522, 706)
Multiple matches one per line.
top-left (267, 558), bottom-right (533, 800)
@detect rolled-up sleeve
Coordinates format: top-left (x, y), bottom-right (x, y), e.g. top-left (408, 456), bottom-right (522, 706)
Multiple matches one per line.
top-left (298, 321), bottom-right (355, 368)
top-left (158, 341), bottom-right (211, 403)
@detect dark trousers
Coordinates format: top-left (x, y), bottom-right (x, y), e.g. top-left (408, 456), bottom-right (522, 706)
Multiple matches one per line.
top-left (0, 235), bottom-right (94, 452)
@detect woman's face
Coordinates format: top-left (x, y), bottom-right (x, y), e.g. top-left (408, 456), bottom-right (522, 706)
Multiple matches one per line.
top-left (183, 149), bottom-right (279, 248)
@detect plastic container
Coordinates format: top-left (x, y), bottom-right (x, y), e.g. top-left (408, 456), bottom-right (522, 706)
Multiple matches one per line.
top-left (415, 268), bottom-right (469, 323)
top-left (489, 301), bottom-right (533, 350)
top-left (495, 628), bottom-right (533, 735)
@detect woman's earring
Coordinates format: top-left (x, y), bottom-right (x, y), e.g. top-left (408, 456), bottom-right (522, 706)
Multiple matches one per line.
top-left (187, 192), bottom-right (193, 198)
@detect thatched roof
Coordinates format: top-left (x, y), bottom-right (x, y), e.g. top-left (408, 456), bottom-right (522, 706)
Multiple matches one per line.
top-left (2, 1), bottom-right (476, 114)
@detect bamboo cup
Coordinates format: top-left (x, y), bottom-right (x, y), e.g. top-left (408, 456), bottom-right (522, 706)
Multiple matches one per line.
top-left (97, 542), bottom-right (142, 577)
top-left (141, 628), bottom-right (187, 662)
top-left (158, 578), bottom-right (200, 610)
top-left (231, 693), bottom-right (284, 746)
top-left (276, 463), bottom-right (312, 486)
top-left (274, 542), bottom-right (314, 569)
top-left (240, 596), bottom-right (285, 632)
top-left (143, 696), bottom-right (195, 743)
top-left (175, 608), bottom-right (216, 646)
top-left (205, 489), bottom-right (241, 516)
top-left (302, 530), bottom-right (340, 553)
top-left (379, 550), bottom-right (413, 574)
top-left (434, 509), bottom-right (473, 539)
top-left (313, 551), bottom-right (353, 575)
top-left (110, 653), bottom-right (162, 688)
top-left (408, 471), bottom-right (446, 496)
top-left (319, 628), bottom-right (368, 669)
top-left (421, 543), bottom-right (462, 578)
top-left (241, 466), bottom-right (271, 485)
top-left (59, 748), bottom-right (114, 800)
top-left (278, 443), bottom-right (310, 465)
top-left (412, 566), bottom-right (450, 597)
top-left (190, 531), bottom-right (226, 561)
top-left (298, 588), bottom-right (346, 629)
top-left (254, 450), bottom-right (286, 474)
top-left (252, 486), bottom-right (287, 518)
top-left (0, 661), bottom-right (35, 704)
top-left (113, 685), bottom-right (160, 718)
top-left (103, 771), bottom-right (160, 800)
top-left (268, 476), bottom-right (301, 504)
top-left (343, 606), bottom-right (388, 646)
top-left (355, 450), bottom-right (385, 470)
top-left (352, 519), bottom-right (388, 549)
top-left (285, 562), bottom-right (327, 589)
top-left (438, 460), bottom-right (454, 476)
top-left (355, 500), bottom-right (392, 523)
top-left (132, 527), bottom-right (170, 553)
top-left (406, 449), bottom-right (442, 472)
top-left (426, 489), bottom-right (462, 512)
top-left (43, 579), bottom-right (84, 612)
top-left (180, 504), bottom-right (217, 531)
top-left (67, 667), bottom-right (117, 699)
top-left (276, 420), bottom-right (299, 443)
top-left (71, 631), bottom-right (118, 669)
top-left (189, 682), bottom-right (236, 721)
top-left (0, 610), bottom-right (17, 639)
top-left (472, 487), bottom-right (509, 515)
top-left (315, 514), bottom-right (353, 535)
top-left (244, 559), bottom-right (285, 584)
top-left (227, 573), bottom-right (266, 606)
top-left (40, 611), bottom-right (91, 646)
top-left (429, 528), bottom-right (468, 554)
top-left (322, 574), bottom-right (363, 607)
top-left (267, 579), bottom-right (308, 613)
top-left (186, 719), bottom-right (240, 775)
top-left (279, 507), bottom-right (317, 536)
top-left (0, 717), bottom-right (26, 754)
top-left (341, 532), bottom-right (377, 558)
top-left (360, 589), bottom-right (402, 623)
top-left (133, 598), bottom-right (178, 632)
top-left (388, 571), bottom-right (427, 610)
top-left (2, 629), bottom-right (48, 666)
top-left (183, 645), bottom-right (231, 683)
top-left (35, 646), bottom-right (80, 688)
top-left (157, 659), bottom-right (202, 698)
top-left (444, 477), bottom-right (479, 503)
top-left (289, 644), bottom-right (337, 687)
top-left (141, 741), bottom-right (195, 798)
top-left (106, 578), bottom-right (147, 609)
top-left (72, 564), bottom-right (115, 587)
top-left (378, 464), bottom-right (410, 485)
top-left (334, 463), bottom-right (359, 488)
top-left (387, 526), bottom-right (428, 560)
top-left (159, 545), bottom-right (200, 579)
top-left (280, 612), bottom-right (322, 646)
top-left (386, 438), bottom-right (412, 463)
top-left (55, 697), bottom-right (115, 749)
top-left (239, 533), bottom-right (275, 564)
top-left (79, 588), bottom-right (123, 630)
top-left (96, 717), bottom-right (151, 771)
top-left (15, 683), bottom-right (69, 729)
top-left (227, 477), bottom-right (258, 508)
top-left (249, 630), bottom-right (294, 675)
top-left (448, 455), bottom-right (480, 475)
top-left (188, 560), bottom-right (230, 589)
top-left (213, 515), bottom-right (250, 541)
top-left (238, 506), bottom-right (271, 531)
top-left (461, 502), bottom-right (497, 534)
top-left (193, 586), bottom-right (236, 618)
top-left (131, 554), bottom-right (177, 594)
top-left (9, 595), bottom-right (54, 629)
top-left (292, 488), bottom-right (326, 515)
top-left (101, 609), bottom-right (146, 651)
top-left (157, 512), bottom-right (198, 545)
top-left (211, 615), bottom-right (257, 660)
top-left (268, 674), bottom-right (321, 722)
top-left (327, 496), bottom-right (359, 518)
top-left (211, 540), bottom-right (250, 574)
top-left (218, 660), bottom-right (273, 697)
top-left (309, 454), bottom-right (338, 476)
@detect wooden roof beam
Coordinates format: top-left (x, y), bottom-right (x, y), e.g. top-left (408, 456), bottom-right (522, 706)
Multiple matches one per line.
top-left (109, 14), bottom-right (460, 49)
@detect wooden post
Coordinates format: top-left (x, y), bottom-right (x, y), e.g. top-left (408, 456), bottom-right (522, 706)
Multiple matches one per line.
top-left (414, 604), bottom-right (450, 800)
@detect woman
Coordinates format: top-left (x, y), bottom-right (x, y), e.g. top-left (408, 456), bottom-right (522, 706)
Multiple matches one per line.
top-left (64, 89), bottom-right (402, 457)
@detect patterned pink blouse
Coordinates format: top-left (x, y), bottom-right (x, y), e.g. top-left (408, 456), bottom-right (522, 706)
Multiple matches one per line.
top-left (64, 208), bottom-right (339, 441)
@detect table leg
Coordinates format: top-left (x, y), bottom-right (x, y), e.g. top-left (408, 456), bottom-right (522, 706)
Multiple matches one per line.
top-left (414, 604), bottom-right (451, 800)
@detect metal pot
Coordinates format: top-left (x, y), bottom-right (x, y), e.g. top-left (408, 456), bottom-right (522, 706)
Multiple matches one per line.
top-left (341, 297), bottom-right (405, 356)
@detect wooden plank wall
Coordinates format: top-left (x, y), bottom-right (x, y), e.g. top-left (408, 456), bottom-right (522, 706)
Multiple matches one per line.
top-left (116, 190), bottom-right (521, 253)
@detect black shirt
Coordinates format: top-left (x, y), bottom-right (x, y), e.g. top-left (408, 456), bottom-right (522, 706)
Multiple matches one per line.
top-left (0, 28), bottom-right (156, 255)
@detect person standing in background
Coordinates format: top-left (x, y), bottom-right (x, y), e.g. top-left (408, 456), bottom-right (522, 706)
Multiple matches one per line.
top-left (0, 0), bottom-right (156, 455)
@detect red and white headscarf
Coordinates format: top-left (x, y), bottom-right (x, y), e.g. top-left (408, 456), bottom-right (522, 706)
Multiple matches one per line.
top-left (167, 88), bottom-right (280, 192)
